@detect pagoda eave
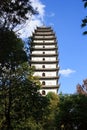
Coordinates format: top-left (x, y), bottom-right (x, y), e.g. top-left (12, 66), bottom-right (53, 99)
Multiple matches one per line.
top-left (33, 37), bottom-right (56, 40)
top-left (30, 47), bottom-right (58, 51)
top-left (41, 85), bottom-right (59, 89)
top-left (35, 68), bottom-right (59, 71)
top-left (31, 42), bottom-right (57, 45)
top-left (30, 61), bottom-right (58, 64)
top-left (30, 54), bottom-right (58, 57)
top-left (39, 76), bottom-right (59, 80)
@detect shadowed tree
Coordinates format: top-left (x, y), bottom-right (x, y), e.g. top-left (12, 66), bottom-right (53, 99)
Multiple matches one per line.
top-left (55, 94), bottom-right (87, 130)
top-left (0, 31), bottom-right (49, 130)
top-left (0, 31), bottom-right (28, 130)
top-left (81, 0), bottom-right (87, 35)
top-left (0, 0), bottom-right (37, 30)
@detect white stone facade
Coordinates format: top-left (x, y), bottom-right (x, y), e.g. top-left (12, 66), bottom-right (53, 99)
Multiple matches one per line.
top-left (32, 50), bottom-right (56, 54)
top-left (31, 57), bottom-right (56, 61)
top-left (31, 64), bottom-right (57, 69)
top-left (33, 71), bottom-right (57, 77)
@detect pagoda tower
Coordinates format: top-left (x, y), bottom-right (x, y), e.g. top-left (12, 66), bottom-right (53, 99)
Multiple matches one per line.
top-left (29, 26), bottom-right (59, 95)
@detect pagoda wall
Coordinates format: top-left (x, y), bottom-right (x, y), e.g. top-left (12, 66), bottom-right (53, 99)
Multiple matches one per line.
top-left (33, 45), bottom-right (56, 48)
top-left (33, 71), bottom-right (57, 77)
top-left (39, 89), bottom-right (57, 95)
top-left (33, 40), bottom-right (55, 43)
top-left (31, 64), bottom-right (57, 69)
top-left (32, 50), bottom-right (56, 54)
top-left (40, 80), bottom-right (57, 86)
top-left (31, 57), bottom-right (56, 61)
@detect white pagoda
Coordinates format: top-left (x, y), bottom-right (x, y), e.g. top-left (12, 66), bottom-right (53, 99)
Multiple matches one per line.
top-left (29, 26), bottom-right (59, 95)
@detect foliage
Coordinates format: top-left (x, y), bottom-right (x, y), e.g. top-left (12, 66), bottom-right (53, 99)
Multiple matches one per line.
top-left (81, 0), bottom-right (87, 35)
top-left (76, 78), bottom-right (87, 95)
top-left (0, 30), bottom-right (49, 130)
top-left (44, 92), bottom-right (59, 130)
top-left (0, 0), bottom-right (37, 30)
top-left (0, 30), bottom-right (27, 68)
top-left (0, 61), bottom-right (48, 129)
top-left (55, 94), bottom-right (87, 130)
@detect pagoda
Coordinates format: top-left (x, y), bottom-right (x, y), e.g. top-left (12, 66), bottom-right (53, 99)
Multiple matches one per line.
top-left (29, 26), bottom-right (59, 95)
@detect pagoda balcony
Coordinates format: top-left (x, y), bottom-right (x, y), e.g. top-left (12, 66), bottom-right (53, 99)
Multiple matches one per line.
top-left (30, 60), bottom-right (58, 64)
top-left (30, 54), bottom-right (58, 57)
top-left (39, 76), bottom-right (59, 80)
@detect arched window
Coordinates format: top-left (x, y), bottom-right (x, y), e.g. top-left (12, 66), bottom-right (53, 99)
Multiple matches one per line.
top-left (43, 52), bottom-right (45, 54)
top-left (43, 45), bottom-right (45, 48)
top-left (43, 58), bottom-right (45, 61)
top-left (42, 73), bottom-right (45, 76)
top-left (42, 90), bottom-right (46, 95)
top-left (42, 65), bottom-right (45, 68)
top-left (42, 81), bottom-right (45, 85)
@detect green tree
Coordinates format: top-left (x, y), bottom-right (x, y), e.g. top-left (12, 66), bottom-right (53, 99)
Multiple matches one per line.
top-left (0, 31), bottom-right (49, 129)
top-left (44, 92), bottom-right (59, 130)
top-left (81, 0), bottom-right (87, 35)
top-left (0, 0), bottom-right (37, 30)
top-left (0, 30), bottom-right (27, 67)
top-left (55, 94), bottom-right (87, 130)
top-left (0, 56), bottom-right (49, 129)
top-left (0, 62), bottom-right (44, 129)
top-left (0, 30), bottom-right (27, 129)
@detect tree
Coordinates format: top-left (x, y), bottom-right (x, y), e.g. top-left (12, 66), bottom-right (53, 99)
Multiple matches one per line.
top-left (43, 92), bottom-right (59, 130)
top-left (0, 30), bottom-right (50, 130)
top-left (0, 30), bottom-right (27, 68)
top-left (81, 0), bottom-right (87, 35)
top-left (0, 30), bottom-right (27, 129)
top-left (55, 94), bottom-right (87, 130)
top-left (0, 0), bottom-right (37, 30)
top-left (0, 62), bottom-right (49, 130)
top-left (76, 78), bottom-right (87, 95)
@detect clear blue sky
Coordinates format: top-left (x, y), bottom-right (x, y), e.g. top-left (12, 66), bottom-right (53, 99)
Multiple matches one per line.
top-left (19, 0), bottom-right (87, 94)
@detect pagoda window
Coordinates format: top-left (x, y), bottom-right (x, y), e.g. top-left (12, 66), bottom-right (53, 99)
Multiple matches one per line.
top-left (43, 52), bottom-right (45, 54)
top-left (42, 90), bottom-right (45, 95)
top-left (43, 58), bottom-right (45, 61)
top-left (43, 45), bottom-right (45, 48)
top-left (42, 65), bottom-right (45, 68)
top-left (42, 73), bottom-right (45, 76)
top-left (42, 81), bottom-right (45, 85)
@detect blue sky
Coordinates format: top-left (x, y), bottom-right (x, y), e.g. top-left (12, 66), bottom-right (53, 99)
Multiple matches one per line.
top-left (18, 0), bottom-right (87, 94)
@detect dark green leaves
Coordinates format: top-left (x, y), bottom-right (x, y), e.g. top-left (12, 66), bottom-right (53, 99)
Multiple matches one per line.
top-left (0, 0), bottom-right (38, 30)
top-left (81, 1), bottom-right (87, 35)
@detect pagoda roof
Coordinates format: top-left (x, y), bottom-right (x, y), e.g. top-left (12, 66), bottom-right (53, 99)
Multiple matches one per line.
top-left (41, 85), bottom-right (59, 89)
top-left (33, 32), bottom-right (55, 36)
top-left (30, 47), bottom-right (58, 51)
top-left (31, 42), bottom-right (57, 45)
top-left (33, 37), bottom-right (56, 40)
top-left (30, 60), bottom-right (58, 64)
top-left (34, 67), bottom-right (59, 71)
top-left (39, 76), bottom-right (59, 80)
top-left (30, 54), bottom-right (58, 57)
